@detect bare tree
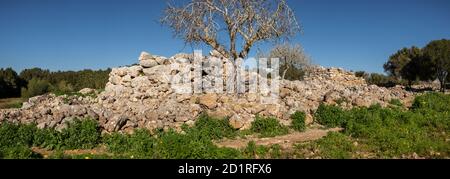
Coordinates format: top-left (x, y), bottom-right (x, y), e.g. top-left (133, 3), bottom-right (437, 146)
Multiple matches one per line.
top-left (269, 43), bottom-right (310, 80)
top-left (161, 0), bottom-right (301, 60)
top-left (258, 43), bottom-right (311, 80)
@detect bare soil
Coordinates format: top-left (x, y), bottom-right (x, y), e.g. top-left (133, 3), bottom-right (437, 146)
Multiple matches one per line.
top-left (215, 127), bottom-right (343, 149)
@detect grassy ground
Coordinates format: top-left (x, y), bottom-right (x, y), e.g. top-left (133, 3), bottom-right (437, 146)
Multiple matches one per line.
top-left (0, 98), bottom-right (25, 109)
top-left (0, 93), bottom-right (449, 159)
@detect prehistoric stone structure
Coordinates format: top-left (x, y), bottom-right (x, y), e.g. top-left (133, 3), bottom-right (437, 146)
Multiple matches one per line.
top-left (0, 52), bottom-right (413, 133)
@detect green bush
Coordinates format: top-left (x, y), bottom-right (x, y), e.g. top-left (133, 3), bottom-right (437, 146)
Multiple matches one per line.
top-left (314, 103), bottom-right (347, 127)
top-left (250, 116), bottom-right (289, 137)
top-left (0, 122), bottom-right (37, 147)
top-left (187, 114), bottom-right (237, 140)
top-left (290, 111), bottom-right (306, 132)
top-left (21, 78), bottom-right (51, 98)
top-left (33, 128), bottom-right (63, 150)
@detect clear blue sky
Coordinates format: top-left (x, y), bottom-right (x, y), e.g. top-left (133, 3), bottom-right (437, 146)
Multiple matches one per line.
top-left (0, 0), bottom-right (449, 73)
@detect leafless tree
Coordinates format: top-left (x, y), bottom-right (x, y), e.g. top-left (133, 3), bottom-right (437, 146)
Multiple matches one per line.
top-left (259, 43), bottom-right (311, 80)
top-left (161, 0), bottom-right (301, 60)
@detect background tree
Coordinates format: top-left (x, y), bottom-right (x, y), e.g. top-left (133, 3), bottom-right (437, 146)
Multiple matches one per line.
top-left (262, 43), bottom-right (311, 81)
top-left (423, 39), bottom-right (450, 92)
top-left (398, 47), bottom-right (435, 88)
top-left (366, 73), bottom-right (397, 88)
top-left (0, 68), bottom-right (24, 98)
top-left (19, 68), bottom-right (51, 82)
top-left (161, 0), bottom-right (301, 60)
top-left (383, 47), bottom-right (421, 80)
top-left (21, 78), bottom-right (51, 98)
top-left (0, 67), bottom-right (110, 99)
top-left (354, 71), bottom-right (369, 79)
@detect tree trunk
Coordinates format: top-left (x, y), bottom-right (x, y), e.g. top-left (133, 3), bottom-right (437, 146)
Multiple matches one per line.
top-left (281, 56), bottom-right (288, 80)
top-left (438, 70), bottom-right (448, 93)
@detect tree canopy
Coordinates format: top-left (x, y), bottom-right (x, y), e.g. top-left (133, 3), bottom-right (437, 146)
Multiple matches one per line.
top-left (423, 39), bottom-right (450, 92)
top-left (383, 39), bottom-right (450, 91)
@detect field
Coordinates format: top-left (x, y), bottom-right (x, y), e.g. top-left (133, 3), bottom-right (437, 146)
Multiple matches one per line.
top-left (0, 98), bottom-right (25, 109)
top-left (0, 93), bottom-right (449, 159)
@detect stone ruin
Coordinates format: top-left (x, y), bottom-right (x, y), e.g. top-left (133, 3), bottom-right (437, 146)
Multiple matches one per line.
top-left (0, 51), bottom-right (413, 134)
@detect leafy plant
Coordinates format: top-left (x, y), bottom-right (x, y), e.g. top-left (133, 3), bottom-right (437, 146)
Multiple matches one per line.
top-left (314, 103), bottom-right (347, 127)
top-left (60, 118), bottom-right (101, 149)
top-left (290, 111), bottom-right (306, 132)
top-left (250, 116), bottom-right (289, 137)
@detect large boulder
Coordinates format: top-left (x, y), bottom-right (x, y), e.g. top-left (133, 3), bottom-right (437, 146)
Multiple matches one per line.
top-left (198, 94), bottom-right (218, 109)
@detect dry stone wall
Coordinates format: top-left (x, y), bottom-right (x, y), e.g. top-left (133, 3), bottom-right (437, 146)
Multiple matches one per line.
top-left (0, 51), bottom-right (413, 133)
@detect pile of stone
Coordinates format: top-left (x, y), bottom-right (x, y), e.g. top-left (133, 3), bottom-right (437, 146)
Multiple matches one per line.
top-left (0, 51), bottom-right (413, 133)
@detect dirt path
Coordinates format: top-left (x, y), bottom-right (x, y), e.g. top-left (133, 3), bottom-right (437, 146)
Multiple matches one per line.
top-left (215, 127), bottom-right (343, 149)
top-left (31, 146), bottom-right (111, 158)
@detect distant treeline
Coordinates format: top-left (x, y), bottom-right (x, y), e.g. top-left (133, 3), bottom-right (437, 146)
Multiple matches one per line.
top-left (0, 67), bottom-right (110, 99)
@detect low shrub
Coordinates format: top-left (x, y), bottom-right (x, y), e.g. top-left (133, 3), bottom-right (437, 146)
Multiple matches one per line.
top-left (187, 114), bottom-right (237, 140)
top-left (314, 103), bottom-right (347, 127)
top-left (290, 111), bottom-right (306, 132)
top-left (250, 116), bottom-right (289, 137)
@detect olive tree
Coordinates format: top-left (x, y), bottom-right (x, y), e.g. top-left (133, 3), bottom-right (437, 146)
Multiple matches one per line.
top-left (383, 47), bottom-right (421, 79)
top-left (424, 39), bottom-right (450, 92)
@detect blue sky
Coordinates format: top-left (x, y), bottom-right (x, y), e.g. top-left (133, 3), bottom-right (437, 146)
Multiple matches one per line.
top-left (0, 0), bottom-right (449, 73)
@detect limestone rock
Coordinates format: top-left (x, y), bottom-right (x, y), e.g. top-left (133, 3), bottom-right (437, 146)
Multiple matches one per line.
top-left (229, 114), bottom-right (244, 129)
top-left (140, 59), bottom-right (158, 68)
top-left (198, 94), bottom-right (218, 109)
top-left (79, 88), bottom-right (95, 95)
